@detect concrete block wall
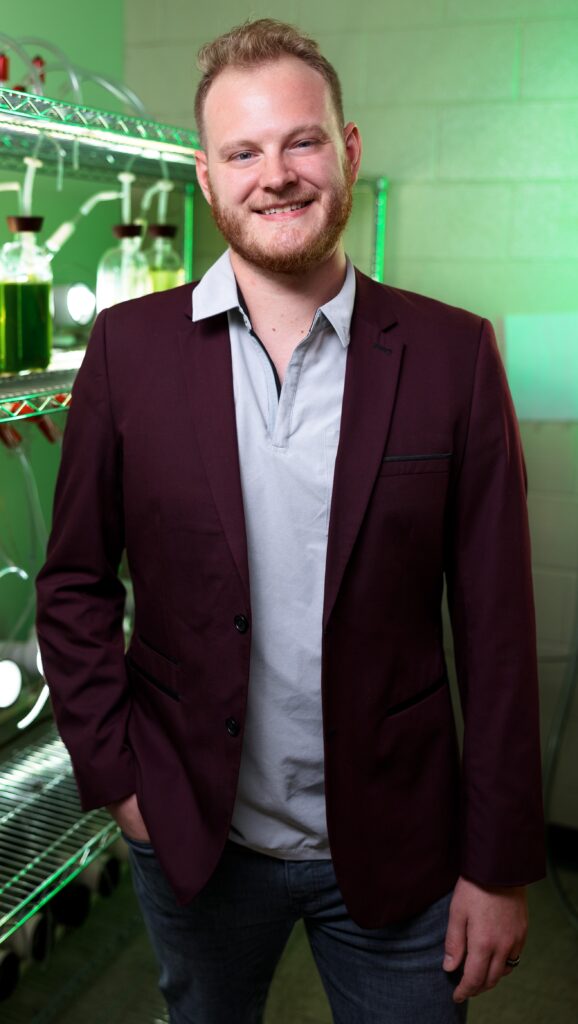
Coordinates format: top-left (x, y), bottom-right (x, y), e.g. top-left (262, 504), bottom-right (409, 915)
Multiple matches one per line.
top-left (125, 0), bottom-right (578, 826)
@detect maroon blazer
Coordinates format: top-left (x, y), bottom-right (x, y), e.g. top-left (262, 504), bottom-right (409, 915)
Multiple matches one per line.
top-left (36, 270), bottom-right (545, 928)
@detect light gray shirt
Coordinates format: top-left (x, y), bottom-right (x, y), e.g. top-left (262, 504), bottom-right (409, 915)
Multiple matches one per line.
top-left (192, 250), bottom-right (356, 860)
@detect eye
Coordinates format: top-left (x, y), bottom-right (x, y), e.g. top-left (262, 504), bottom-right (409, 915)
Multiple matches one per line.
top-left (293, 139), bottom-right (316, 149)
top-left (231, 151), bottom-right (255, 162)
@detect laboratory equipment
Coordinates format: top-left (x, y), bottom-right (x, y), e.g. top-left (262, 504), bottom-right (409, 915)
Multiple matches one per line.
top-left (95, 224), bottom-right (150, 312)
top-left (0, 215), bottom-right (53, 374)
top-left (145, 224), bottom-right (185, 292)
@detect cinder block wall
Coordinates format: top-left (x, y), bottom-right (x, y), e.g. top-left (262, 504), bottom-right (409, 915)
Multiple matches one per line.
top-left (125, 0), bottom-right (578, 827)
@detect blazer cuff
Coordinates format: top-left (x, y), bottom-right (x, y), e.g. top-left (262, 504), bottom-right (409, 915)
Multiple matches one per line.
top-left (71, 746), bottom-right (137, 812)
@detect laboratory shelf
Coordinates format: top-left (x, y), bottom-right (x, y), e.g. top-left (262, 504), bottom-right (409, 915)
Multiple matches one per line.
top-left (0, 722), bottom-right (119, 946)
top-left (0, 349), bottom-right (84, 424)
top-left (0, 86), bottom-right (199, 184)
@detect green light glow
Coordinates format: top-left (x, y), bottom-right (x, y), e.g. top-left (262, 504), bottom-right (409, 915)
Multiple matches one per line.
top-left (184, 181), bottom-right (195, 283)
top-left (0, 822), bottom-right (120, 945)
top-left (504, 313), bottom-right (578, 421)
top-left (372, 177), bottom-right (388, 283)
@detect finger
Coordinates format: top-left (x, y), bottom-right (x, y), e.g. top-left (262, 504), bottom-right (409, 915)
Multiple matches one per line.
top-left (501, 948), bottom-right (522, 979)
top-left (453, 949), bottom-right (492, 1003)
top-left (484, 950), bottom-right (513, 990)
top-left (443, 902), bottom-right (467, 973)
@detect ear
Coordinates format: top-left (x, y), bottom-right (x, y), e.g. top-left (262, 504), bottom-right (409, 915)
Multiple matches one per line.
top-left (343, 122), bottom-right (362, 184)
top-left (194, 149), bottom-right (212, 205)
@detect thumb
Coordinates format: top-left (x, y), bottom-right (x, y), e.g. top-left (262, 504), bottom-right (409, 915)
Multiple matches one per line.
top-left (443, 900), bottom-right (467, 972)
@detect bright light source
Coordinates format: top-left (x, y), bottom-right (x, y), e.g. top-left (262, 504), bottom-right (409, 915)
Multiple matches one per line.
top-left (0, 660), bottom-right (23, 708)
top-left (53, 283), bottom-right (96, 330)
top-left (67, 283), bottom-right (96, 325)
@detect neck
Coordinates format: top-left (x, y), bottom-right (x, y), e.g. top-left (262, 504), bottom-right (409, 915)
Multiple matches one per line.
top-left (229, 246), bottom-right (347, 326)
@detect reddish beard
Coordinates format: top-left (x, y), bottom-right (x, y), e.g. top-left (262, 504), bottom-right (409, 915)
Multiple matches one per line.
top-left (207, 168), bottom-right (354, 274)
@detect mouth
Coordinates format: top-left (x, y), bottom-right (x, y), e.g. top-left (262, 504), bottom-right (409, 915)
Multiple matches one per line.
top-left (255, 200), bottom-right (314, 218)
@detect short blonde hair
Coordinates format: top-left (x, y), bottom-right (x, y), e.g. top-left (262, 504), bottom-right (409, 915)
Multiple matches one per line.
top-left (194, 19), bottom-right (344, 147)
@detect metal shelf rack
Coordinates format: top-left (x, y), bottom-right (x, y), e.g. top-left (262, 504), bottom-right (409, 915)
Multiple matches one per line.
top-left (0, 88), bottom-right (198, 424)
top-left (0, 723), bottom-right (119, 947)
top-left (0, 350), bottom-right (83, 424)
top-left (0, 90), bottom-right (167, 952)
top-left (0, 86), bottom-right (199, 183)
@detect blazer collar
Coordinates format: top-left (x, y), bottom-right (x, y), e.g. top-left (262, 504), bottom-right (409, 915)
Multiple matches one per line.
top-left (188, 249), bottom-right (357, 350)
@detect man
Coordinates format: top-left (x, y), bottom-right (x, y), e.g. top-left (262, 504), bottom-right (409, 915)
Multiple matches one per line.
top-left (36, 18), bottom-right (544, 1024)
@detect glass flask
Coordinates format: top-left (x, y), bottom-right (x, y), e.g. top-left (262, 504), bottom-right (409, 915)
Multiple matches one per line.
top-left (0, 216), bottom-right (53, 374)
top-left (96, 224), bottom-right (150, 313)
top-left (145, 224), bottom-right (185, 293)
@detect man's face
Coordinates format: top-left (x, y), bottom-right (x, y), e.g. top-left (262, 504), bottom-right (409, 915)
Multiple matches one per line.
top-left (195, 57), bottom-right (361, 274)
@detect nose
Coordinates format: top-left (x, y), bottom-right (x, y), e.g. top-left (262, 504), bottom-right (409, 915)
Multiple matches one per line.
top-left (259, 151), bottom-right (298, 192)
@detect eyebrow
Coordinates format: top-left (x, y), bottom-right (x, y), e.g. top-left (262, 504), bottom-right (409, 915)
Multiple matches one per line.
top-left (217, 123), bottom-right (330, 158)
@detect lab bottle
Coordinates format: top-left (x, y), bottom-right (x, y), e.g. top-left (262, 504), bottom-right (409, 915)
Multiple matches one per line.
top-left (0, 216), bottom-right (53, 374)
top-left (145, 224), bottom-right (185, 292)
top-left (96, 224), bottom-right (150, 313)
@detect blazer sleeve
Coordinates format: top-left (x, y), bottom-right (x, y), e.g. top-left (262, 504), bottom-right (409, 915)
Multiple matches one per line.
top-left (445, 318), bottom-right (545, 886)
top-left (36, 310), bottom-right (136, 811)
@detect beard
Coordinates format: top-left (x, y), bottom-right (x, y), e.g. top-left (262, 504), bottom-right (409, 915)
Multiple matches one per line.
top-left (207, 165), bottom-right (354, 275)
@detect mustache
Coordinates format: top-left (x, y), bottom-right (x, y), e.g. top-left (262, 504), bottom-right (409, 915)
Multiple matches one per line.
top-left (250, 194), bottom-right (317, 212)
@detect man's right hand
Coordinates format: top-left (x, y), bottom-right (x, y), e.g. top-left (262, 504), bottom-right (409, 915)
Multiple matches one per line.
top-left (106, 793), bottom-right (151, 842)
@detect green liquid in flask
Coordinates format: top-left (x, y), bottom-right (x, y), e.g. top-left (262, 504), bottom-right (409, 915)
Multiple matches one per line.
top-left (0, 282), bottom-right (52, 373)
top-left (149, 268), bottom-right (185, 293)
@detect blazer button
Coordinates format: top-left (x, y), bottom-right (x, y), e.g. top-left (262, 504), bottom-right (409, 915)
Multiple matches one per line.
top-left (234, 614), bottom-right (249, 634)
top-left (226, 717), bottom-right (240, 737)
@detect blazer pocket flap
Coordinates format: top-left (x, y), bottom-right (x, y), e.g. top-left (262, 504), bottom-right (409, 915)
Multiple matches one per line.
top-left (386, 675), bottom-right (448, 717)
top-left (126, 633), bottom-right (181, 701)
top-left (379, 452), bottom-right (452, 477)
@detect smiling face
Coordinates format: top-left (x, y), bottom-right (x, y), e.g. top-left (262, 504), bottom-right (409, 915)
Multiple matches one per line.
top-left (194, 57), bottom-right (362, 275)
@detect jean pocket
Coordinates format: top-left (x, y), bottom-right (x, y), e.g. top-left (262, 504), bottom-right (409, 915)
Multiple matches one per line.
top-left (121, 831), bottom-right (156, 855)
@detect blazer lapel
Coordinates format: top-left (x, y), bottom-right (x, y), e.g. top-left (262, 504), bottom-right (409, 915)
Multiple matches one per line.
top-left (178, 310), bottom-right (250, 606)
top-left (323, 273), bottom-right (405, 629)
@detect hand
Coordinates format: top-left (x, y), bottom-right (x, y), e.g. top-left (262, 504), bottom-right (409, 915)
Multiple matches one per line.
top-left (106, 792), bottom-right (150, 842)
top-left (443, 876), bottom-right (528, 1003)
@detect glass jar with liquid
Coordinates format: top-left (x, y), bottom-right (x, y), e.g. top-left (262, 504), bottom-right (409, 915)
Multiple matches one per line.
top-left (96, 224), bottom-right (150, 313)
top-left (0, 216), bottom-right (53, 374)
top-left (145, 225), bottom-right (185, 293)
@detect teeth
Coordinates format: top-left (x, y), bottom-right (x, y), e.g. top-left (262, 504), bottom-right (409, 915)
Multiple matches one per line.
top-left (261, 202), bottom-right (308, 215)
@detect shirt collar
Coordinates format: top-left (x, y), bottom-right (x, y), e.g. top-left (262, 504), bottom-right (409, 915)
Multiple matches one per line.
top-left (192, 249), bottom-right (356, 349)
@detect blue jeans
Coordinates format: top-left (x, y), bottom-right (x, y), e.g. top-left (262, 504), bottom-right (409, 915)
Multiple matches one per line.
top-left (126, 837), bottom-right (467, 1024)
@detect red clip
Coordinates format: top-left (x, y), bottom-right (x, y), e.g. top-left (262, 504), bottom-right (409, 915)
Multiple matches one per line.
top-left (35, 415), bottom-right (63, 444)
top-left (32, 55), bottom-right (46, 86)
top-left (9, 401), bottom-right (34, 418)
top-left (52, 393), bottom-right (72, 408)
top-left (0, 423), bottom-right (23, 449)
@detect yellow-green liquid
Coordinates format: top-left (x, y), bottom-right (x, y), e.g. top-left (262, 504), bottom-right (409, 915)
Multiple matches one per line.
top-left (148, 268), bottom-right (185, 293)
top-left (0, 282), bottom-right (52, 374)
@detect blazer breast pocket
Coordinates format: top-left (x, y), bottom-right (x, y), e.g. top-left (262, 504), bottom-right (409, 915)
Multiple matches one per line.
top-left (378, 452), bottom-right (452, 477)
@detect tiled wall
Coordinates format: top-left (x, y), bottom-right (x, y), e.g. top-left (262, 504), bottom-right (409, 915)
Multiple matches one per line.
top-left (125, 0), bottom-right (578, 826)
